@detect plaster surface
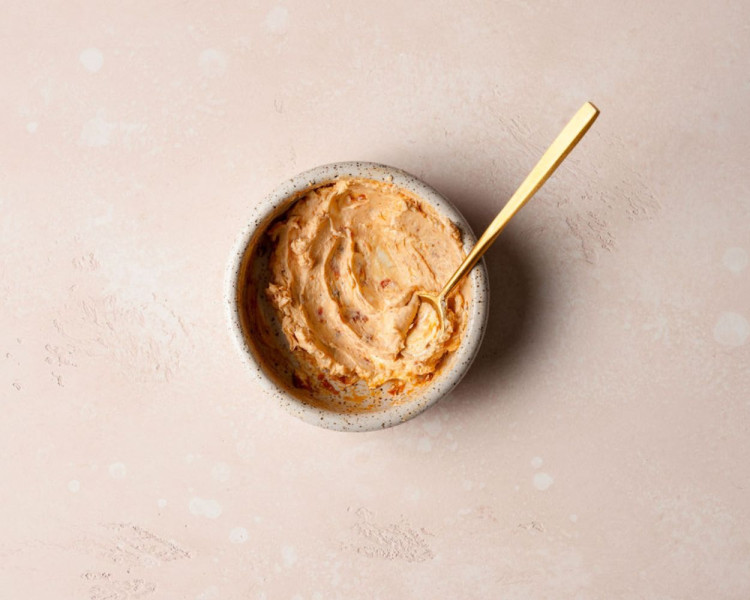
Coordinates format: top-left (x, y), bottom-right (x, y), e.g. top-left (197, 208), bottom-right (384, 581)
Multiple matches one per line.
top-left (1, 1), bottom-right (749, 598)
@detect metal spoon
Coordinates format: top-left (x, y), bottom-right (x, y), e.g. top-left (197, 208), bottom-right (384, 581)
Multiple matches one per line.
top-left (415, 102), bottom-right (600, 329)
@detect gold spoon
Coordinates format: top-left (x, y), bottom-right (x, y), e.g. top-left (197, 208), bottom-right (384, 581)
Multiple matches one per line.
top-left (415, 101), bottom-right (600, 329)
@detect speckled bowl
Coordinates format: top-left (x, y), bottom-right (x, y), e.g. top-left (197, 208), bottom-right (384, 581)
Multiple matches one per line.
top-left (225, 162), bottom-right (489, 432)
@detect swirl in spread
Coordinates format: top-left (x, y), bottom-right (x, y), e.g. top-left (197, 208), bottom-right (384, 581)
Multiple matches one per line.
top-left (266, 177), bottom-right (468, 389)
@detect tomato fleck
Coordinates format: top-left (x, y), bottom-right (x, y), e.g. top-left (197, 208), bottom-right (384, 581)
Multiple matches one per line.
top-left (292, 372), bottom-right (311, 390)
top-left (388, 381), bottom-right (405, 395)
top-left (319, 378), bottom-right (339, 395)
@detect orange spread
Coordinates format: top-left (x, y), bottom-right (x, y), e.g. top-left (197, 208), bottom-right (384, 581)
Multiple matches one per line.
top-left (265, 177), bottom-right (468, 388)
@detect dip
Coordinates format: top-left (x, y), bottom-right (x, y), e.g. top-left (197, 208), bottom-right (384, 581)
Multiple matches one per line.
top-left (264, 177), bottom-right (469, 390)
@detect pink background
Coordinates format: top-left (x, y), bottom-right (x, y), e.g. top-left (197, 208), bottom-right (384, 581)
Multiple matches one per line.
top-left (2, 0), bottom-right (749, 598)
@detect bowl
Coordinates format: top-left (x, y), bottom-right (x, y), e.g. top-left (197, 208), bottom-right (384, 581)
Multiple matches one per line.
top-left (225, 162), bottom-right (489, 431)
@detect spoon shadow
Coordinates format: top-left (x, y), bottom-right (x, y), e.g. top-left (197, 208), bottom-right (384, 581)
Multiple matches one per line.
top-left (426, 181), bottom-right (542, 418)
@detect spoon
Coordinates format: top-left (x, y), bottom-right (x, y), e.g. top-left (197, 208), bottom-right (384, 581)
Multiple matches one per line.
top-left (415, 101), bottom-right (600, 329)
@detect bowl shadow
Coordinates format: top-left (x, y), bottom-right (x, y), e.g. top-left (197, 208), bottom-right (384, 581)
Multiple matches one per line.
top-left (421, 178), bottom-right (542, 418)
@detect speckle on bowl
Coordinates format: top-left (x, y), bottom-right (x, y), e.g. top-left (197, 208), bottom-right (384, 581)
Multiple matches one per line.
top-left (225, 162), bottom-right (489, 432)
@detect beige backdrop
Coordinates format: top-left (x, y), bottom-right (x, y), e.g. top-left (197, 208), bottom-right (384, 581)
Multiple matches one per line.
top-left (1, 0), bottom-right (749, 598)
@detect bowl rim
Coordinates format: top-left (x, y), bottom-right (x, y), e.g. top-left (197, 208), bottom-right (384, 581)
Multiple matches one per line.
top-left (224, 161), bottom-right (490, 432)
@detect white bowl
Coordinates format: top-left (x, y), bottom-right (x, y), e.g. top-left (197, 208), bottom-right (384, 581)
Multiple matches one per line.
top-left (225, 162), bottom-right (489, 432)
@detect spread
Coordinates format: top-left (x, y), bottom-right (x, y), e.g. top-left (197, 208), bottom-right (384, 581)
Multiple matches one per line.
top-left (264, 177), bottom-right (469, 390)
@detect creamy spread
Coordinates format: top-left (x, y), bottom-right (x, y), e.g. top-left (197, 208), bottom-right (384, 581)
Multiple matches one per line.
top-left (264, 177), bottom-right (468, 390)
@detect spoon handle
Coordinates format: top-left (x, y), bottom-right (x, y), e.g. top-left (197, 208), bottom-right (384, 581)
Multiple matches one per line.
top-left (439, 101), bottom-right (600, 299)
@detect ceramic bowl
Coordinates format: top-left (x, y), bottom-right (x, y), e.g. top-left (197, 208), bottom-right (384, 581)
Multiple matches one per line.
top-left (225, 162), bottom-right (489, 432)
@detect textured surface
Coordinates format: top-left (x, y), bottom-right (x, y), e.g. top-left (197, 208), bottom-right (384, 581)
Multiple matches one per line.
top-left (1, 0), bottom-right (749, 598)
